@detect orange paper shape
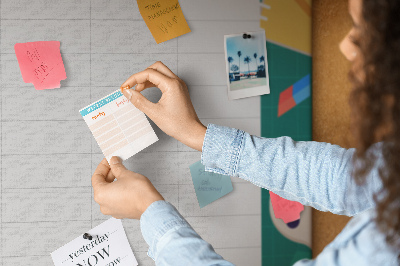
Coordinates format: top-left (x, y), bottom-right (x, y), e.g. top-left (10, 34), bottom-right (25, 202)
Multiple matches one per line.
top-left (137, 0), bottom-right (191, 44)
top-left (270, 191), bottom-right (304, 223)
top-left (14, 41), bottom-right (66, 90)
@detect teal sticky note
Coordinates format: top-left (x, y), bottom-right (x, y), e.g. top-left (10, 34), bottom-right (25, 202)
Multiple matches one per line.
top-left (189, 160), bottom-right (233, 208)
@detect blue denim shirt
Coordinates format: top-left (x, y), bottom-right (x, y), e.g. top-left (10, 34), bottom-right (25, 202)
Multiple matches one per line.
top-left (140, 124), bottom-right (399, 265)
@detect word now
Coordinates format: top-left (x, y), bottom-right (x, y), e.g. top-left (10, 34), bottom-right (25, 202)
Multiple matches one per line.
top-left (77, 245), bottom-right (112, 266)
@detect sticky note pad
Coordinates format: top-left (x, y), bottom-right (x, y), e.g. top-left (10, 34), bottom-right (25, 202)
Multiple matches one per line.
top-left (137, 0), bottom-right (191, 44)
top-left (189, 161), bottom-right (233, 208)
top-left (14, 41), bottom-right (66, 90)
top-left (270, 192), bottom-right (304, 223)
top-left (80, 90), bottom-right (158, 162)
top-left (51, 218), bottom-right (138, 266)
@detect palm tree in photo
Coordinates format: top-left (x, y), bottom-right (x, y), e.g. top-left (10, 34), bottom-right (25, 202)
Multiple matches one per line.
top-left (231, 64), bottom-right (239, 72)
top-left (237, 51), bottom-right (242, 77)
top-left (244, 56), bottom-right (252, 78)
top-left (260, 55), bottom-right (265, 71)
top-left (253, 53), bottom-right (258, 73)
top-left (227, 56), bottom-right (234, 73)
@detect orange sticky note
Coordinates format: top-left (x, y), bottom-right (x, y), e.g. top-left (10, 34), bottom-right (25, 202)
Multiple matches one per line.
top-left (270, 191), bottom-right (304, 223)
top-left (14, 41), bottom-right (66, 90)
top-left (137, 0), bottom-right (191, 44)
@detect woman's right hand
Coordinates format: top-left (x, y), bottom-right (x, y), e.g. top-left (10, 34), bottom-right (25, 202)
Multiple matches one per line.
top-left (120, 61), bottom-right (207, 151)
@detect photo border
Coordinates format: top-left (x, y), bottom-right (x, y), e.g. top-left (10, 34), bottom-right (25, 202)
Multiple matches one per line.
top-left (224, 30), bottom-right (270, 100)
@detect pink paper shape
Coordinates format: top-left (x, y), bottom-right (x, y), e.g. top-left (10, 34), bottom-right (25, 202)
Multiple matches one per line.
top-left (14, 41), bottom-right (67, 90)
top-left (270, 191), bottom-right (304, 223)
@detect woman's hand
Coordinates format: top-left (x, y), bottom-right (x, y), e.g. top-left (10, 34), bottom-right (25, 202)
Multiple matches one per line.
top-left (92, 157), bottom-right (164, 220)
top-left (120, 61), bottom-right (206, 151)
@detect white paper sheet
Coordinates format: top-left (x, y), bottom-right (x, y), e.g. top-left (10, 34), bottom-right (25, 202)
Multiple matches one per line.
top-left (79, 90), bottom-right (158, 162)
top-left (51, 218), bottom-right (138, 266)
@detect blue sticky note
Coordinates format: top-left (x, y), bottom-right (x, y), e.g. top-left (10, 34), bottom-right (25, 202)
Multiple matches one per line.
top-left (189, 160), bottom-right (233, 208)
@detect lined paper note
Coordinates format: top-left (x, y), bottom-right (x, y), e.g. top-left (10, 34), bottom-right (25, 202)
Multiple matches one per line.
top-left (80, 90), bottom-right (158, 162)
top-left (137, 0), bottom-right (191, 43)
top-left (14, 41), bottom-right (66, 90)
top-left (190, 160), bottom-right (233, 208)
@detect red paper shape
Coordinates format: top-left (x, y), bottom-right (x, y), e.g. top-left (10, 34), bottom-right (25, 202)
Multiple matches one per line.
top-left (278, 85), bottom-right (296, 117)
top-left (14, 41), bottom-right (67, 90)
top-left (270, 191), bottom-right (304, 223)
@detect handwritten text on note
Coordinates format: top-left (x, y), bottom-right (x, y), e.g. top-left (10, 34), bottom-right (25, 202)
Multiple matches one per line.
top-left (137, 0), bottom-right (191, 43)
top-left (14, 41), bottom-right (67, 90)
top-left (189, 161), bottom-right (233, 208)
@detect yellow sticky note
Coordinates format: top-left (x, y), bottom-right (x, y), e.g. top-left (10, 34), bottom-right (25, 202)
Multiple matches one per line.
top-left (137, 0), bottom-right (191, 44)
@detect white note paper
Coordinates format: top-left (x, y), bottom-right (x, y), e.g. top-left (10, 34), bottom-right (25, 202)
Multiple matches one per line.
top-left (79, 89), bottom-right (158, 162)
top-left (51, 218), bottom-right (138, 266)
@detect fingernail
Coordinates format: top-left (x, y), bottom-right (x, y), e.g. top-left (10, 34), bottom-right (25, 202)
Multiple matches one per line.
top-left (120, 85), bottom-right (130, 92)
top-left (110, 156), bottom-right (122, 165)
top-left (124, 89), bottom-right (133, 100)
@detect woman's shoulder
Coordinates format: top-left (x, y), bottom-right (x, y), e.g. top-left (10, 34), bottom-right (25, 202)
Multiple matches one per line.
top-left (322, 209), bottom-right (399, 265)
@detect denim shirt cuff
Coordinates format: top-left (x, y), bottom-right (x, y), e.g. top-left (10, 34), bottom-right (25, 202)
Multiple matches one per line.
top-left (140, 200), bottom-right (190, 260)
top-left (201, 124), bottom-right (245, 176)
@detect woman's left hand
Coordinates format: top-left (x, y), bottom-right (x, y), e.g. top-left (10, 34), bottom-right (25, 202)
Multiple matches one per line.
top-left (91, 157), bottom-right (164, 219)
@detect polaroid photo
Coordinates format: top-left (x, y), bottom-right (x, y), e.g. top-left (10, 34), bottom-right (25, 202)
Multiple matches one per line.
top-left (224, 30), bottom-right (270, 100)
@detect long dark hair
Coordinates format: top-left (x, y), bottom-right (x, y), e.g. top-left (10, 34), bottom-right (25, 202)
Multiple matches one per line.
top-left (350, 0), bottom-right (400, 251)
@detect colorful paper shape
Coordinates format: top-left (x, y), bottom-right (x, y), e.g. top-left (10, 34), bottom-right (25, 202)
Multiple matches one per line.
top-left (270, 192), bottom-right (304, 223)
top-left (278, 74), bottom-right (310, 116)
top-left (14, 41), bottom-right (66, 90)
top-left (189, 161), bottom-right (233, 208)
top-left (137, 0), bottom-right (191, 44)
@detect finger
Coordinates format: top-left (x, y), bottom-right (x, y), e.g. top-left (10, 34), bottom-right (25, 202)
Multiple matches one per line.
top-left (135, 81), bottom-right (156, 92)
top-left (147, 61), bottom-right (177, 79)
top-left (121, 89), bottom-right (158, 116)
top-left (100, 206), bottom-right (111, 216)
top-left (109, 156), bottom-right (130, 179)
top-left (92, 159), bottom-right (111, 189)
top-left (105, 169), bottom-right (116, 183)
top-left (121, 68), bottom-right (172, 94)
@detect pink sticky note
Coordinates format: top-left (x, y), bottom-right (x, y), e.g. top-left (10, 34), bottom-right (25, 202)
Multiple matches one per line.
top-left (270, 191), bottom-right (304, 223)
top-left (14, 41), bottom-right (67, 90)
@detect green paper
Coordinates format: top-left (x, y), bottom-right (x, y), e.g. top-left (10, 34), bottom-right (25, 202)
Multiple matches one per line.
top-left (189, 161), bottom-right (233, 208)
top-left (261, 41), bottom-right (312, 265)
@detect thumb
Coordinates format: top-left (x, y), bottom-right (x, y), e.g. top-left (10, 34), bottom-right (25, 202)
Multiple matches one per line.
top-left (109, 156), bottom-right (129, 178)
top-left (122, 88), bottom-right (155, 116)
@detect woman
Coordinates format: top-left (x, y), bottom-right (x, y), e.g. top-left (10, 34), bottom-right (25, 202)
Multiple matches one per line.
top-left (91, 0), bottom-right (400, 264)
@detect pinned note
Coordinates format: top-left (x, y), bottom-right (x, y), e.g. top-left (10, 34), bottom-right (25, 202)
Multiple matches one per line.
top-left (14, 41), bottom-right (66, 90)
top-left (79, 90), bottom-right (158, 162)
top-left (137, 0), bottom-right (191, 44)
top-left (270, 192), bottom-right (304, 223)
top-left (189, 161), bottom-right (233, 208)
top-left (51, 218), bottom-right (138, 266)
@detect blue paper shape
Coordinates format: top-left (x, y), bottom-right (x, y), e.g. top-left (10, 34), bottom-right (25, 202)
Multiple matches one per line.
top-left (293, 85), bottom-right (310, 104)
top-left (292, 74), bottom-right (311, 104)
top-left (189, 160), bottom-right (233, 208)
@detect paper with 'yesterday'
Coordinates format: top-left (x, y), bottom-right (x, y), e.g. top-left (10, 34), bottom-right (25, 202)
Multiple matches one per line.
top-left (51, 218), bottom-right (137, 266)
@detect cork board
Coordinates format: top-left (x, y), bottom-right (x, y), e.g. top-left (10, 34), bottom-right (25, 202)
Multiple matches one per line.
top-left (312, 0), bottom-right (353, 257)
